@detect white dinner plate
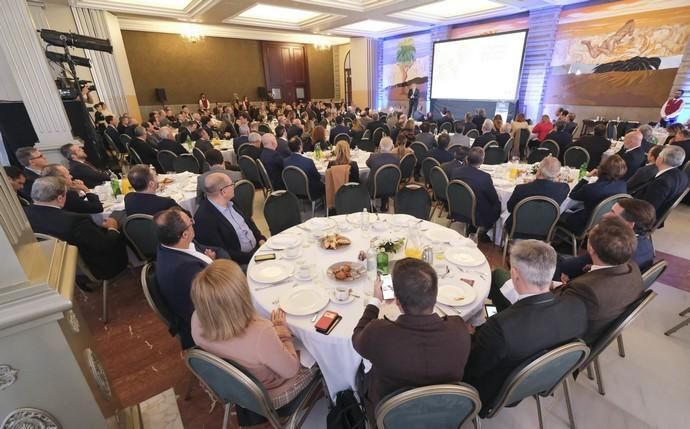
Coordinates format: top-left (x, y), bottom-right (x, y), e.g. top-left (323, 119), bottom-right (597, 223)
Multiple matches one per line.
top-left (389, 214), bottom-right (415, 227)
top-left (423, 228), bottom-right (461, 243)
top-left (266, 234), bottom-right (302, 250)
top-left (250, 261), bottom-right (293, 283)
top-left (437, 280), bottom-right (477, 307)
top-left (445, 247), bottom-right (486, 267)
top-left (303, 217), bottom-right (336, 231)
top-left (280, 286), bottom-right (330, 316)
top-left (346, 212), bottom-right (377, 225)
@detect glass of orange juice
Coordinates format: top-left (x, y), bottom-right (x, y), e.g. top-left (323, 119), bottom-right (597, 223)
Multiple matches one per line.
top-left (120, 178), bottom-right (132, 194)
top-left (405, 231), bottom-right (423, 259)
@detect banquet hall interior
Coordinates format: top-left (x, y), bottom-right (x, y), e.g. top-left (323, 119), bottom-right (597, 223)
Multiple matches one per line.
top-left (2, 0), bottom-right (690, 428)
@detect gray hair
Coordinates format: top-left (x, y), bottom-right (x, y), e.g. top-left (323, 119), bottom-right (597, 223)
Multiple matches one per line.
top-left (31, 176), bottom-right (66, 202)
top-left (539, 156), bottom-right (561, 180)
top-left (15, 147), bottom-right (38, 167)
top-left (248, 132), bottom-right (261, 144)
top-left (41, 163), bottom-right (65, 178)
top-left (658, 146), bottom-right (685, 168)
top-left (638, 124), bottom-right (653, 140)
top-left (134, 125), bottom-right (146, 137)
top-left (481, 119), bottom-right (494, 133)
top-left (379, 136), bottom-right (394, 153)
top-left (509, 240), bottom-right (557, 289)
top-left (238, 125), bottom-right (249, 135)
top-left (156, 126), bottom-right (171, 140)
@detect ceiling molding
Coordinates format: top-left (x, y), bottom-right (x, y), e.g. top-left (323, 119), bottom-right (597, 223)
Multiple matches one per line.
top-left (221, 3), bottom-right (344, 32)
top-left (72, 0), bottom-right (220, 20)
top-left (291, 0), bottom-right (402, 13)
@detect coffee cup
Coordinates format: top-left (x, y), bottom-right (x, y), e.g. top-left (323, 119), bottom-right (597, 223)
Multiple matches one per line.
top-left (335, 287), bottom-right (349, 301)
top-left (296, 262), bottom-right (311, 279)
top-left (285, 246), bottom-right (300, 258)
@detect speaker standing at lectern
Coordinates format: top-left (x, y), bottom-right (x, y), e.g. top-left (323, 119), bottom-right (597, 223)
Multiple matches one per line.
top-left (407, 83), bottom-right (420, 117)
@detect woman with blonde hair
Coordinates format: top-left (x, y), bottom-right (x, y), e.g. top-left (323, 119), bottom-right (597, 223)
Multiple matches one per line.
top-left (190, 259), bottom-right (318, 408)
top-left (327, 140), bottom-right (359, 183)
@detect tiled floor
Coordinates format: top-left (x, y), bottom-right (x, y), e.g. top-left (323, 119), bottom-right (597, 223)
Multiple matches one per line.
top-left (77, 195), bottom-right (690, 428)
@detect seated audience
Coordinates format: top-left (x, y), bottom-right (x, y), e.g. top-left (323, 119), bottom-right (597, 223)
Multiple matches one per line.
top-left (505, 157), bottom-right (570, 233)
top-left (638, 145), bottom-right (689, 219)
top-left (471, 108), bottom-right (486, 130)
top-left (15, 146), bottom-right (48, 202)
top-left (416, 122), bottom-right (436, 148)
top-left (329, 116), bottom-right (350, 145)
top-left (352, 258), bottom-right (470, 418)
top-left (366, 137), bottom-right (399, 211)
top-left (627, 145), bottom-right (663, 196)
top-left (531, 114), bottom-right (554, 142)
top-left (194, 172), bottom-right (265, 265)
top-left (24, 176), bottom-right (127, 282)
top-left (60, 143), bottom-right (111, 188)
top-left (42, 164), bottom-right (103, 214)
top-left (196, 149), bottom-right (242, 199)
top-left (509, 113), bottom-right (530, 158)
top-left (462, 112), bottom-right (477, 134)
top-left (143, 121), bottom-right (160, 147)
top-left (492, 115), bottom-right (503, 134)
top-left (637, 124), bottom-right (654, 153)
top-left (496, 123), bottom-right (511, 148)
top-left (259, 133), bottom-right (285, 190)
top-left (450, 121), bottom-right (471, 147)
top-left (310, 125), bottom-right (328, 152)
top-left (117, 114), bottom-right (133, 136)
top-left (4, 166), bottom-right (30, 206)
top-left (124, 165), bottom-right (179, 216)
top-left (441, 146), bottom-right (469, 178)
top-left (671, 128), bottom-right (690, 166)
top-left (129, 126), bottom-right (164, 173)
top-left (564, 112), bottom-right (578, 135)
top-left (287, 118), bottom-right (303, 140)
top-left (577, 124), bottom-right (610, 170)
top-left (617, 130), bottom-right (646, 181)
top-left (284, 137), bottom-right (325, 199)
top-left (239, 132), bottom-right (262, 160)
top-left (157, 127), bottom-right (187, 155)
top-left (394, 132), bottom-right (414, 159)
top-left (553, 217), bottom-right (643, 344)
top-left (176, 120), bottom-right (200, 144)
top-left (472, 119), bottom-right (498, 148)
top-left (424, 133), bottom-right (453, 164)
top-left (193, 129), bottom-right (213, 154)
top-left (104, 115), bottom-right (123, 152)
top-left (233, 125), bottom-right (250, 154)
top-left (437, 109), bottom-right (454, 129)
top-left (154, 207), bottom-right (227, 349)
top-left (191, 259), bottom-right (318, 408)
top-left (559, 154), bottom-right (627, 235)
top-left (327, 140), bottom-right (359, 183)
top-left (274, 125), bottom-right (292, 157)
top-left (466, 240), bottom-right (586, 411)
top-left (545, 120), bottom-right (572, 161)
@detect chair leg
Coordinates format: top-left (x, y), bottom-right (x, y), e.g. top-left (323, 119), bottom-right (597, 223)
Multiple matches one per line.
top-left (586, 364), bottom-right (594, 380)
top-left (665, 317), bottom-right (690, 336)
top-left (563, 378), bottom-right (576, 429)
top-left (311, 201), bottom-right (316, 218)
top-left (502, 237), bottom-right (509, 263)
top-left (473, 416), bottom-right (481, 429)
top-left (102, 280), bottom-right (109, 324)
top-left (616, 335), bottom-right (626, 358)
top-left (572, 238), bottom-right (578, 257)
top-left (593, 357), bottom-right (605, 395)
top-left (222, 403), bottom-right (230, 429)
top-left (535, 395), bottom-right (544, 429)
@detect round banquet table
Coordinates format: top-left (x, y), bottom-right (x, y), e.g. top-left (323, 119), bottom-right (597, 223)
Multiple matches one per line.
top-left (301, 149), bottom-right (371, 183)
top-left (246, 213), bottom-right (492, 399)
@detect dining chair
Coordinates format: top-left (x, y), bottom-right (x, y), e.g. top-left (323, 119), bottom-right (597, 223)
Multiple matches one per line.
top-left (409, 142), bottom-right (428, 177)
top-left (119, 134), bottom-right (132, 153)
top-left (466, 129), bottom-right (479, 139)
top-left (239, 155), bottom-right (266, 196)
top-left (484, 146), bottom-right (505, 165)
top-left (173, 154), bottom-right (201, 174)
top-left (282, 166), bottom-right (321, 218)
top-left (421, 157), bottom-right (441, 189)
top-left (517, 128), bottom-right (531, 159)
top-left (540, 139), bottom-right (560, 158)
top-left (256, 158), bottom-right (274, 194)
top-left (502, 196), bottom-right (560, 262)
top-left (264, 190), bottom-right (302, 235)
top-left (334, 133), bottom-right (351, 144)
top-left (192, 147), bottom-right (209, 172)
top-left (258, 124), bottom-right (272, 134)
top-left (453, 120), bottom-right (464, 133)
top-left (665, 305), bottom-right (690, 336)
top-left (563, 146), bottom-right (590, 169)
top-left (649, 188), bottom-right (689, 234)
top-left (394, 184), bottom-right (432, 220)
top-left (372, 127), bottom-right (386, 149)
top-left (122, 214), bottom-right (157, 262)
top-left (503, 138), bottom-right (514, 162)
top-left (428, 166), bottom-right (449, 219)
top-left (375, 383), bottom-right (481, 429)
top-left (483, 140), bottom-right (499, 149)
top-left (357, 137), bottom-right (375, 152)
top-left (527, 148), bottom-right (552, 164)
top-left (233, 179), bottom-right (255, 219)
top-left (157, 150), bottom-right (178, 173)
top-left (447, 179), bottom-right (487, 241)
top-left (399, 153), bottom-right (417, 184)
top-left (335, 182), bottom-right (371, 215)
top-left (439, 122), bottom-right (453, 133)
top-left (127, 144), bottom-right (144, 166)
top-left (371, 164), bottom-right (402, 212)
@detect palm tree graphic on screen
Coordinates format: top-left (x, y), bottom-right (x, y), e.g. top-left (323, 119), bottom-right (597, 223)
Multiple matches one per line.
top-left (396, 38), bottom-right (416, 94)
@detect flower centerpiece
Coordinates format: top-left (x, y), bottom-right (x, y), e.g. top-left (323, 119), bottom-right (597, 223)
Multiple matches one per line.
top-left (374, 237), bottom-right (406, 254)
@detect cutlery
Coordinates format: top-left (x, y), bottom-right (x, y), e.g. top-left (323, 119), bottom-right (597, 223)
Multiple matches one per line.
top-left (255, 279), bottom-right (295, 291)
top-left (311, 311), bottom-right (322, 323)
top-left (441, 266), bottom-right (451, 279)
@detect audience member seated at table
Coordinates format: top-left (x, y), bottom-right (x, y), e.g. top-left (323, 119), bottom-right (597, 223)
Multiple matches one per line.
top-left (196, 149), bottom-right (242, 199)
top-left (117, 114), bottom-right (134, 136)
top-left (670, 128), bottom-right (690, 166)
top-left (461, 112), bottom-right (477, 134)
top-left (496, 123), bottom-right (512, 148)
top-left (309, 125), bottom-right (328, 153)
top-left (447, 147), bottom-right (501, 236)
top-left (176, 120), bottom-right (200, 144)
top-left (4, 166), bottom-right (30, 206)
top-left (327, 140), bottom-right (359, 183)
top-left (239, 132), bottom-right (262, 160)
top-left (129, 126), bottom-right (164, 173)
top-left (471, 108), bottom-right (486, 130)
top-left (352, 258), bottom-right (471, 419)
top-left (287, 118), bottom-right (304, 140)
top-left (505, 157), bottom-right (570, 234)
top-left (191, 259), bottom-right (318, 408)
top-left (441, 146), bottom-right (469, 178)
top-left (157, 126), bottom-right (187, 156)
top-left (124, 165), bottom-right (179, 216)
top-left (564, 112), bottom-right (578, 135)
top-left (638, 145), bottom-right (689, 219)
top-left (193, 129), bottom-right (213, 155)
top-left (274, 125), bottom-right (292, 158)
top-left (104, 115), bottom-right (122, 151)
top-left (154, 207), bottom-right (228, 349)
top-left (637, 124), bottom-right (654, 153)
top-left (329, 116), bottom-right (350, 145)
top-left (394, 132), bottom-right (414, 159)
top-left (553, 217), bottom-right (643, 344)
top-left (284, 137), bottom-right (325, 199)
top-left (25, 176), bottom-right (127, 282)
top-left (366, 137), bottom-right (399, 211)
top-left (449, 122), bottom-right (471, 148)
top-left (472, 119), bottom-right (498, 148)
top-left (466, 240), bottom-right (586, 410)
top-left (617, 130), bottom-right (646, 181)
top-left (60, 143), bottom-right (111, 188)
top-left (194, 172), bottom-right (266, 265)
top-left (627, 145), bottom-right (663, 196)
top-left (416, 122), bottom-right (436, 148)
top-left (663, 123), bottom-right (683, 145)
top-left (531, 114), bottom-right (554, 142)
top-left (259, 133), bottom-right (285, 190)
top-left (143, 121), bottom-right (160, 147)
top-left (558, 154), bottom-right (627, 235)
top-left (15, 146), bottom-right (48, 202)
top-left (233, 125), bottom-right (250, 154)
top-left (577, 124), bottom-right (610, 170)
top-left (545, 120), bottom-right (572, 161)
top-left (424, 133), bottom-right (454, 164)
top-left (42, 164), bottom-right (103, 214)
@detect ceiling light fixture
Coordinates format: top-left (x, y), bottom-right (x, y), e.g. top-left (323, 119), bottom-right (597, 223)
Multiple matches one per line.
top-left (313, 37), bottom-right (331, 51)
top-left (181, 25), bottom-right (204, 43)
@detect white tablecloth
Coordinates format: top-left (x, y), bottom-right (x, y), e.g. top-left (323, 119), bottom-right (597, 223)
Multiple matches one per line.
top-left (302, 149), bottom-right (372, 183)
top-left (247, 214), bottom-right (491, 399)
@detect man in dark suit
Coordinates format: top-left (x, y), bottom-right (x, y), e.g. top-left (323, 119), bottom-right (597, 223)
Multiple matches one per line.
top-left (365, 137), bottom-right (399, 211)
top-left (24, 176), bottom-right (127, 281)
top-left (448, 147), bottom-right (501, 233)
top-left (423, 133), bottom-right (453, 164)
top-left (416, 122), bottom-right (435, 148)
top-left (274, 125), bottom-right (291, 158)
top-left (239, 132), bottom-right (263, 160)
top-left (193, 172), bottom-right (266, 265)
top-left (4, 166), bottom-right (30, 206)
top-left (436, 109), bottom-right (453, 129)
top-left (117, 114), bottom-right (132, 136)
top-left (472, 119), bottom-right (497, 148)
top-left (617, 130), bottom-right (646, 181)
top-left (505, 157), bottom-right (570, 233)
top-left (639, 145), bottom-right (688, 219)
top-left (576, 124), bottom-right (610, 170)
top-left (124, 165), bottom-right (179, 216)
top-left (41, 164), bottom-right (103, 214)
top-left (545, 120), bottom-right (573, 161)
top-left (233, 125), bottom-right (250, 154)
top-left (366, 112), bottom-right (384, 136)
top-left (157, 126), bottom-right (187, 156)
top-left (406, 83), bottom-right (420, 117)
top-left (128, 126), bottom-right (164, 173)
top-left (60, 143), bottom-right (111, 188)
top-left (193, 129), bottom-right (213, 155)
top-left (471, 108), bottom-right (486, 130)
top-left (353, 258), bottom-right (471, 420)
top-left (563, 112), bottom-right (577, 136)
top-left (329, 116), bottom-right (351, 145)
top-left (196, 149), bottom-right (242, 199)
top-left (286, 119), bottom-right (303, 140)
top-left (104, 115), bottom-right (125, 153)
top-left (671, 128), bottom-right (690, 166)
top-left (259, 133), bottom-right (284, 190)
top-left (441, 146), bottom-right (469, 178)
top-left (466, 240), bottom-right (587, 412)
top-left (154, 207), bottom-right (229, 349)
top-left (553, 217), bottom-right (643, 344)
top-left (284, 137), bottom-right (325, 199)
top-left (176, 121), bottom-right (200, 144)
top-left (15, 146), bottom-right (49, 202)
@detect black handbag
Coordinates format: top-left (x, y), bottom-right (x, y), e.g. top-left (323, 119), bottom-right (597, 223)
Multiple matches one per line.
top-left (327, 389), bottom-right (366, 429)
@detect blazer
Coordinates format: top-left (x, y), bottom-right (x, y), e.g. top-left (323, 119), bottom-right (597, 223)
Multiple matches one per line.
top-left (416, 132), bottom-right (436, 148)
top-left (327, 160), bottom-right (359, 183)
top-left (407, 88), bottom-right (420, 101)
top-left (671, 139), bottom-right (690, 166)
top-left (68, 160), bottom-right (110, 188)
top-left (553, 263), bottom-right (642, 344)
top-left (638, 167), bottom-right (689, 219)
top-left (366, 120), bottom-right (385, 135)
top-left (105, 126), bottom-right (124, 152)
top-left (496, 132), bottom-right (511, 148)
top-left (157, 138), bottom-right (187, 156)
top-left (473, 132), bottom-right (497, 148)
top-left (464, 293), bottom-right (587, 412)
top-left (627, 163), bottom-right (658, 196)
top-left (576, 135), bottom-right (611, 170)
top-left (194, 139), bottom-right (213, 155)
top-left (64, 190), bottom-right (103, 214)
top-left (193, 198), bottom-right (265, 265)
top-left (545, 130), bottom-right (572, 160)
top-left (24, 204), bottom-right (127, 279)
top-left (562, 178), bottom-right (627, 234)
top-left (559, 234), bottom-right (654, 279)
top-left (448, 166), bottom-right (501, 228)
top-left (618, 146), bottom-right (646, 181)
top-left (283, 153), bottom-right (325, 198)
top-left (259, 148), bottom-right (285, 190)
top-left (129, 138), bottom-right (163, 173)
top-left (329, 124), bottom-right (351, 144)
top-left (124, 192), bottom-right (179, 216)
top-left (276, 137), bottom-right (291, 158)
top-left (21, 168), bottom-right (40, 202)
top-left (352, 304), bottom-right (471, 409)
top-left (233, 135), bottom-right (249, 154)
top-left (505, 179), bottom-right (570, 232)
top-left (424, 147), bottom-right (453, 164)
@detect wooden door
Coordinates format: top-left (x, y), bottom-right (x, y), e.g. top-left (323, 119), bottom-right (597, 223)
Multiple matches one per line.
top-left (262, 42), bottom-right (309, 103)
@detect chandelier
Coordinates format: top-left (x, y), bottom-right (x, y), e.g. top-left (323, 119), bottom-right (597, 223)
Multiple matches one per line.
top-left (181, 26), bottom-right (205, 43)
top-left (313, 37), bottom-right (331, 51)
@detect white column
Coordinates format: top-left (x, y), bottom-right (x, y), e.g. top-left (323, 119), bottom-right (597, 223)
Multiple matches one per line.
top-left (0, 0), bottom-right (75, 157)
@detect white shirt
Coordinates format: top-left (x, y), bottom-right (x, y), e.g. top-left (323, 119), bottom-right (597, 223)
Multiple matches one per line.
top-left (161, 243), bottom-right (213, 265)
top-left (655, 167), bottom-right (674, 178)
top-left (589, 264), bottom-right (613, 272)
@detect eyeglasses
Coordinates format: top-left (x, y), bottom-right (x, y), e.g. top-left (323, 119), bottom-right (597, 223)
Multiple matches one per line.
top-left (220, 183), bottom-right (235, 192)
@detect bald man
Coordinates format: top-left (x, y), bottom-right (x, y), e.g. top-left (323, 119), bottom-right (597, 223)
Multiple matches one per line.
top-left (259, 133), bottom-right (285, 189)
top-left (617, 130), bottom-right (645, 181)
top-left (193, 172), bottom-right (266, 265)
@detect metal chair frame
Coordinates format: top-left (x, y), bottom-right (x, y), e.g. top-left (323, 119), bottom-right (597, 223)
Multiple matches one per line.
top-left (256, 158), bottom-right (274, 194)
top-left (334, 182), bottom-right (372, 215)
top-left (157, 150), bottom-right (178, 173)
top-left (371, 164), bottom-right (402, 209)
top-left (540, 139), bottom-right (560, 158)
top-left (421, 157), bottom-right (441, 189)
top-left (233, 179), bottom-right (256, 219)
top-left (399, 153), bottom-right (417, 184)
top-left (502, 196), bottom-right (560, 262)
top-left (334, 133), bottom-right (351, 144)
top-left (483, 140), bottom-right (499, 149)
top-left (563, 146), bottom-right (590, 169)
top-left (122, 214), bottom-right (157, 262)
top-left (127, 143), bottom-right (144, 165)
top-left (282, 166), bottom-right (320, 218)
top-left (239, 155), bottom-right (267, 197)
top-left (446, 179), bottom-right (483, 240)
top-left (466, 129), bottom-right (479, 139)
top-left (173, 153), bottom-right (201, 174)
top-left (428, 165), bottom-right (449, 219)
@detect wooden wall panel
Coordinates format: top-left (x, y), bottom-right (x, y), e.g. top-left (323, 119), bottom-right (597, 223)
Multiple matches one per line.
top-left (262, 42), bottom-right (310, 103)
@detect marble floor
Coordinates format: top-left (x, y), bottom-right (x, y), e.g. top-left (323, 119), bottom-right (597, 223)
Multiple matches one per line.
top-left (77, 195), bottom-right (690, 428)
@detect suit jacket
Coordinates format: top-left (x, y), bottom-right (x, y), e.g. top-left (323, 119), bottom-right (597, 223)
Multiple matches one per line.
top-left (672, 139), bottom-right (690, 166)
top-left (24, 204), bottom-right (127, 279)
top-left (276, 137), bottom-right (291, 158)
top-left (441, 159), bottom-right (465, 179)
top-left (68, 160), bottom-right (110, 188)
top-left (329, 124), bottom-right (350, 145)
top-left (158, 138), bottom-right (187, 156)
top-left (105, 126), bottom-right (124, 152)
top-left (416, 132), bottom-right (435, 148)
top-left (576, 135), bottom-right (611, 170)
top-left (448, 166), bottom-right (501, 228)
top-left (464, 293), bottom-right (587, 411)
top-left (505, 179), bottom-right (570, 232)
top-left (473, 132), bottom-right (497, 148)
top-left (471, 115), bottom-right (486, 130)
top-left (20, 168), bottom-right (40, 202)
top-left (545, 130), bottom-right (572, 161)
top-left (352, 304), bottom-right (471, 409)
top-left (233, 135), bottom-right (249, 154)
top-left (618, 146), bottom-right (646, 181)
top-left (64, 190), bottom-right (103, 214)
top-left (124, 192), bottom-right (179, 216)
top-left (564, 121), bottom-right (577, 136)
top-left (639, 167), bottom-right (689, 219)
top-left (286, 124), bottom-right (302, 140)
top-left (559, 234), bottom-right (654, 280)
top-left (283, 153), bottom-right (325, 198)
top-left (194, 139), bottom-right (213, 155)
top-left (627, 163), bottom-right (658, 196)
top-left (462, 121), bottom-right (477, 134)
top-left (259, 148), bottom-right (285, 190)
top-left (553, 263), bottom-right (642, 344)
top-left (496, 132), bottom-right (511, 148)
top-left (562, 178), bottom-right (627, 234)
top-left (424, 147), bottom-right (453, 164)
top-left (407, 88), bottom-right (420, 101)
top-left (129, 138), bottom-right (163, 173)
top-left (193, 198), bottom-right (265, 265)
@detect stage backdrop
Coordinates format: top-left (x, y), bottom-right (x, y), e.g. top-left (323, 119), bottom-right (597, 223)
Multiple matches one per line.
top-left (381, 33), bottom-right (431, 112)
top-left (545, 0), bottom-right (690, 108)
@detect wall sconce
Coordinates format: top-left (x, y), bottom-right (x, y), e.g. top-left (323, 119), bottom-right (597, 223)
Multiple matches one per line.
top-left (313, 37), bottom-right (331, 51)
top-left (181, 25), bottom-right (205, 43)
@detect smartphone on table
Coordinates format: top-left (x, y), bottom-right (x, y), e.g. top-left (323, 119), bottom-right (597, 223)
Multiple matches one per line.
top-left (380, 273), bottom-right (395, 300)
top-left (484, 304), bottom-right (498, 318)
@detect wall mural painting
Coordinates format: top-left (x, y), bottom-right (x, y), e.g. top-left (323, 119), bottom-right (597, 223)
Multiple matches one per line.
top-left (449, 16), bottom-right (528, 40)
top-left (382, 33), bottom-right (430, 111)
top-left (546, 1), bottom-right (690, 107)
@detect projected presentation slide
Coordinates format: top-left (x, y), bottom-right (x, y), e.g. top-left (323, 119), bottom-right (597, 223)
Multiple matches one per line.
top-left (431, 31), bottom-right (527, 101)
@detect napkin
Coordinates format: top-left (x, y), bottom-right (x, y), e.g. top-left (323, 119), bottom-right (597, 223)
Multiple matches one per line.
top-left (270, 235), bottom-right (298, 247)
top-left (295, 343), bottom-right (316, 368)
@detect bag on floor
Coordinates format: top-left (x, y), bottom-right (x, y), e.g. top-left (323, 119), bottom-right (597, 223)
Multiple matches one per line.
top-left (327, 389), bottom-right (366, 429)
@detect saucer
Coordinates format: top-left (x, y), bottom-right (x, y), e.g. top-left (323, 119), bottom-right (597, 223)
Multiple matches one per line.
top-left (329, 291), bottom-right (355, 305)
top-left (295, 270), bottom-right (313, 281)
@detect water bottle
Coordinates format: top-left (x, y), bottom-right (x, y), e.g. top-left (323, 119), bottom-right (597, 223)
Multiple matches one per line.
top-left (110, 179), bottom-right (121, 197)
top-left (314, 142), bottom-right (322, 160)
top-left (361, 208), bottom-right (370, 231)
top-left (376, 251), bottom-right (389, 274)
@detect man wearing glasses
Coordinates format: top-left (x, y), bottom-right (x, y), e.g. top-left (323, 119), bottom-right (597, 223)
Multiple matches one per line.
top-left (15, 146), bottom-right (49, 203)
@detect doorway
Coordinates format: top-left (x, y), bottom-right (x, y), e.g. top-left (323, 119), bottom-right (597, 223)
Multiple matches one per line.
top-left (344, 51), bottom-right (352, 106)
